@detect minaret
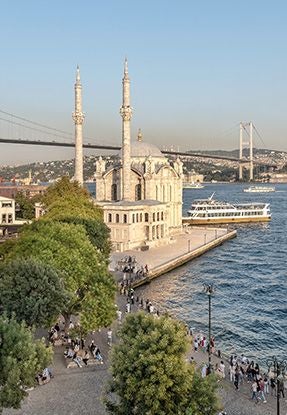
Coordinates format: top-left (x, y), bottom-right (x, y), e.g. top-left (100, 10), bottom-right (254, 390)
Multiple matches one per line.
top-left (120, 59), bottom-right (132, 200)
top-left (72, 66), bottom-right (85, 185)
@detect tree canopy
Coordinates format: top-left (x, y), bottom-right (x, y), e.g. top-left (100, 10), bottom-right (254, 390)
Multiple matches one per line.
top-left (40, 177), bottom-right (111, 256)
top-left (0, 315), bottom-right (52, 413)
top-left (0, 258), bottom-right (68, 328)
top-left (1, 220), bottom-right (116, 333)
top-left (106, 312), bottom-right (220, 415)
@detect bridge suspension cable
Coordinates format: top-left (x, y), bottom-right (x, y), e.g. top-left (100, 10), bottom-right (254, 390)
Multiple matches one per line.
top-left (0, 108), bottom-right (118, 147)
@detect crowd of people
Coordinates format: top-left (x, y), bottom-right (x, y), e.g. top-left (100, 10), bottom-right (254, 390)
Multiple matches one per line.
top-left (118, 276), bottom-right (287, 409)
top-left (191, 331), bottom-right (286, 406)
top-left (117, 256), bottom-right (149, 287)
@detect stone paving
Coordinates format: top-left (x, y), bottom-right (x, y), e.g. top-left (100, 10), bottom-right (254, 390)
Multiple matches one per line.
top-left (111, 226), bottom-right (229, 272)
top-left (3, 241), bottom-right (286, 415)
top-left (4, 293), bottom-right (286, 415)
top-left (188, 347), bottom-right (287, 415)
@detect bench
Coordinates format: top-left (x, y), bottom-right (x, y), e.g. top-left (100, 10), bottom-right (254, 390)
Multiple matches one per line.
top-left (65, 349), bottom-right (104, 368)
top-left (66, 358), bottom-right (103, 369)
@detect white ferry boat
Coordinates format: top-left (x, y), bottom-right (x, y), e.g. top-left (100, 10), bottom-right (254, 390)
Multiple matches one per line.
top-left (184, 194), bottom-right (271, 225)
top-left (243, 186), bottom-right (275, 193)
top-left (183, 182), bottom-right (204, 189)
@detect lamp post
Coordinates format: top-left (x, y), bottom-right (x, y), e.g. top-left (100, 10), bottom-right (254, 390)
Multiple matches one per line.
top-left (203, 283), bottom-right (215, 374)
top-left (266, 356), bottom-right (287, 415)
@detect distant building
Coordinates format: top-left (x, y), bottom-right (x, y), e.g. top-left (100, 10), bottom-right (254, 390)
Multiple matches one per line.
top-left (183, 171), bottom-right (204, 183)
top-left (94, 61), bottom-right (183, 252)
top-left (0, 196), bottom-right (15, 236)
top-left (0, 184), bottom-right (47, 199)
top-left (269, 173), bottom-right (287, 183)
top-left (0, 196), bottom-right (15, 225)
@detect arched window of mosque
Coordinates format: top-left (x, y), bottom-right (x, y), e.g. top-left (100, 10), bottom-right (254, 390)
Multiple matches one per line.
top-left (135, 183), bottom-right (142, 201)
top-left (153, 213), bottom-right (156, 222)
top-left (111, 184), bottom-right (117, 201)
top-left (123, 214), bottom-right (127, 223)
top-left (156, 185), bottom-right (158, 200)
top-left (108, 213), bottom-right (112, 223)
top-left (116, 214), bottom-right (120, 223)
top-left (140, 213), bottom-right (143, 222)
top-left (157, 212), bottom-right (160, 221)
top-left (145, 213), bottom-right (149, 222)
top-left (136, 213), bottom-right (139, 222)
top-left (162, 186), bottom-right (165, 202)
top-left (133, 214), bottom-right (135, 223)
top-left (170, 185), bottom-right (172, 201)
top-left (161, 211), bottom-right (164, 221)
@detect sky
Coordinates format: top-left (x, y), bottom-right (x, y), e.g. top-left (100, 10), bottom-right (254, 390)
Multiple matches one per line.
top-left (1, 0), bottom-right (287, 164)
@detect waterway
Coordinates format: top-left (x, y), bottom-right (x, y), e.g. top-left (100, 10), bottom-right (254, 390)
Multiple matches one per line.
top-left (136, 183), bottom-right (287, 365)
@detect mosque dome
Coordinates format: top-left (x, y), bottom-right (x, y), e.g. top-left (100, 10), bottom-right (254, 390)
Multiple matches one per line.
top-left (119, 129), bottom-right (165, 159)
top-left (130, 141), bottom-right (164, 158)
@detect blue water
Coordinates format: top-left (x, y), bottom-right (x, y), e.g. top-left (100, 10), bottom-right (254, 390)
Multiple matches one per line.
top-left (136, 183), bottom-right (287, 365)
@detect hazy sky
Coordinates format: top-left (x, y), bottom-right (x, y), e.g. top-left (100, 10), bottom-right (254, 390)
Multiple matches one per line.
top-left (1, 0), bottom-right (287, 165)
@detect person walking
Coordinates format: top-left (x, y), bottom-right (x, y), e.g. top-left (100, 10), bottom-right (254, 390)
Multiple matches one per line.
top-left (251, 380), bottom-right (259, 403)
top-left (270, 377), bottom-right (276, 396)
top-left (229, 363), bottom-right (235, 383)
top-left (258, 378), bottom-right (267, 403)
top-left (107, 328), bottom-right (112, 346)
top-left (116, 309), bottom-right (122, 323)
top-left (194, 338), bottom-right (198, 352)
top-left (234, 367), bottom-right (240, 390)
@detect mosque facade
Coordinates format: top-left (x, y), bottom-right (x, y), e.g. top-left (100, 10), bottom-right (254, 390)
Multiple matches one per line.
top-left (94, 60), bottom-right (183, 252)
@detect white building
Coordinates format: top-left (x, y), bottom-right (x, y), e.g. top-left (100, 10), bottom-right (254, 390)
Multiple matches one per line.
top-left (0, 196), bottom-right (15, 225)
top-left (94, 61), bottom-right (183, 252)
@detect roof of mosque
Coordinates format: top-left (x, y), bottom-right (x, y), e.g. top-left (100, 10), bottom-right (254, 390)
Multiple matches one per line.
top-left (119, 141), bottom-right (164, 158)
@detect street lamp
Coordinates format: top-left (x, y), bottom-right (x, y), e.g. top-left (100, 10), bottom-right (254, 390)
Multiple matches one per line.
top-left (266, 356), bottom-right (287, 415)
top-left (203, 283), bottom-right (215, 374)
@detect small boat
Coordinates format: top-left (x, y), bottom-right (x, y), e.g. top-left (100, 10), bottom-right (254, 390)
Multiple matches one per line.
top-left (183, 182), bottom-right (204, 189)
top-left (183, 193), bottom-right (271, 225)
top-left (243, 186), bottom-right (275, 193)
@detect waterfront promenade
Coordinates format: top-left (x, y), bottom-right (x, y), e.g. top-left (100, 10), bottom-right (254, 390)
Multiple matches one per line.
top-left (111, 226), bottom-right (237, 285)
top-left (3, 228), bottom-right (286, 415)
top-left (4, 288), bottom-right (286, 415)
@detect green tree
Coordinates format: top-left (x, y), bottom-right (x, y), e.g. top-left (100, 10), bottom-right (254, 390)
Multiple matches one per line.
top-left (2, 221), bottom-right (116, 333)
top-left (0, 258), bottom-right (68, 328)
top-left (186, 371), bottom-right (221, 415)
top-left (106, 312), bottom-right (193, 415)
top-left (0, 315), bottom-right (52, 413)
top-left (15, 192), bottom-right (34, 219)
top-left (41, 177), bottom-right (111, 256)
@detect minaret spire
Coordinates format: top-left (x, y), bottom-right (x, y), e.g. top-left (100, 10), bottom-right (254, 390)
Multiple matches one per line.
top-left (72, 65), bottom-right (85, 185)
top-left (120, 58), bottom-right (132, 200)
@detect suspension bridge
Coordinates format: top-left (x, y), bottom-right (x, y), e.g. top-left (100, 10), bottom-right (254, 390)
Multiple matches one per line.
top-left (0, 109), bottom-right (277, 178)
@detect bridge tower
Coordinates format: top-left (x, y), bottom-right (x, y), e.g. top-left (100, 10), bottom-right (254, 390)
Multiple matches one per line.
top-left (72, 66), bottom-right (85, 185)
top-left (239, 122), bottom-right (254, 181)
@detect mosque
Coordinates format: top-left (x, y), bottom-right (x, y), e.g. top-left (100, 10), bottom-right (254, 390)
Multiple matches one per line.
top-left (73, 60), bottom-right (183, 252)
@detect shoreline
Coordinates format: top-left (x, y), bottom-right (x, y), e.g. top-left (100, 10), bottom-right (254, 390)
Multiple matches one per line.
top-left (111, 227), bottom-right (237, 288)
